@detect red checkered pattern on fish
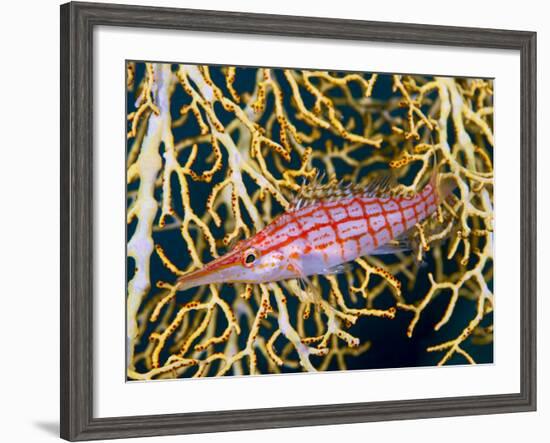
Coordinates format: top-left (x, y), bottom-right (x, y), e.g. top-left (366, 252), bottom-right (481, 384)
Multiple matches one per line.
top-left (254, 183), bottom-right (438, 265)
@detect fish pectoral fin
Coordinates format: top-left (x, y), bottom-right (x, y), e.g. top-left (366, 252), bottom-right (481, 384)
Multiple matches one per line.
top-left (291, 260), bottom-right (322, 302)
top-left (297, 276), bottom-right (318, 303)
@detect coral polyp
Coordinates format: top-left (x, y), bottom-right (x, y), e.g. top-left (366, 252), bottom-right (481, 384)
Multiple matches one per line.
top-left (126, 62), bottom-right (494, 380)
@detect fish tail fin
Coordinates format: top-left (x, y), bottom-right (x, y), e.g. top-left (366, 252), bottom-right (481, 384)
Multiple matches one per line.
top-left (437, 175), bottom-right (458, 202)
top-left (428, 152), bottom-right (438, 191)
top-left (428, 149), bottom-right (457, 203)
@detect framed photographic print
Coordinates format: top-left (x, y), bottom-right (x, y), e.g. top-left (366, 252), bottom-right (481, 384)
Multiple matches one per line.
top-left (60, 1), bottom-right (537, 441)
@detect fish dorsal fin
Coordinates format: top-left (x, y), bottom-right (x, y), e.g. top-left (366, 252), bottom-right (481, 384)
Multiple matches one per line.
top-left (290, 170), bottom-right (398, 210)
top-left (361, 172), bottom-right (397, 198)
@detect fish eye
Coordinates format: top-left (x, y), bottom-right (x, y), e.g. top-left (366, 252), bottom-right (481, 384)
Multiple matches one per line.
top-left (243, 249), bottom-right (259, 267)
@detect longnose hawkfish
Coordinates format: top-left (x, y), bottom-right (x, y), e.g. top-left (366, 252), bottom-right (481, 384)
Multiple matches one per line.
top-left (177, 170), bottom-right (454, 292)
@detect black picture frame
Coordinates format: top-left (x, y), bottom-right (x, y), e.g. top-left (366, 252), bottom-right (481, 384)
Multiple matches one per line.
top-left (60, 1), bottom-right (537, 441)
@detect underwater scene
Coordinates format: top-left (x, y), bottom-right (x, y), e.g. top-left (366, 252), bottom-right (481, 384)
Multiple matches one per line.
top-left (126, 61), bottom-right (494, 380)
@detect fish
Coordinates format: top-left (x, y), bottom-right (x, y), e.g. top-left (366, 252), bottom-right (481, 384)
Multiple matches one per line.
top-left (176, 170), bottom-right (454, 291)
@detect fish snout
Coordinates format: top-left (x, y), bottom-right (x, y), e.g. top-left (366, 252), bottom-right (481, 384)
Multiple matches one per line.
top-left (175, 252), bottom-right (246, 290)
